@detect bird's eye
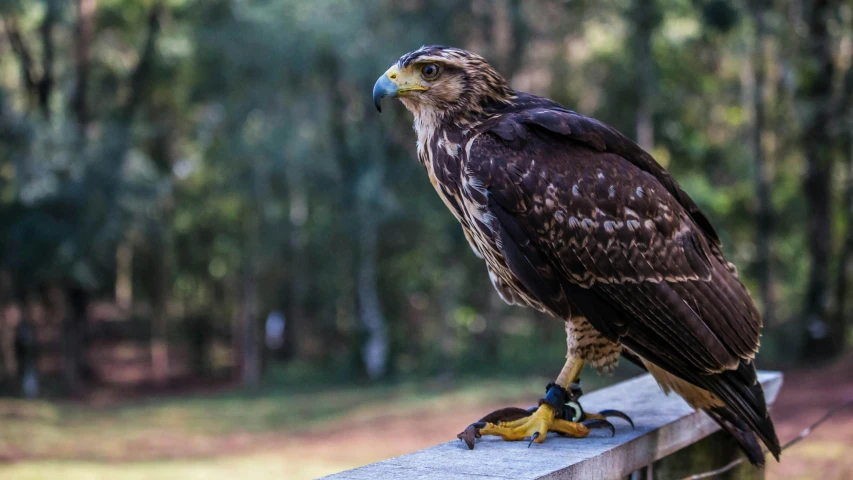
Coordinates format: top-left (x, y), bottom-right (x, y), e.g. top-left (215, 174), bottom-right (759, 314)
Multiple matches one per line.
top-left (421, 64), bottom-right (439, 80)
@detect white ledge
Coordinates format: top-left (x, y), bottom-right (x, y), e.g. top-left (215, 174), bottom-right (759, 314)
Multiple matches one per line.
top-left (322, 371), bottom-right (783, 480)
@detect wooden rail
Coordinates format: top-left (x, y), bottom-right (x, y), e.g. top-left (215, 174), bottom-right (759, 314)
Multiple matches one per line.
top-left (322, 371), bottom-right (783, 480)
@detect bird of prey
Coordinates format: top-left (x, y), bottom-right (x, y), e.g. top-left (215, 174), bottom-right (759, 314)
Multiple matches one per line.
top-left (373, 46), bottom-right (780, 466)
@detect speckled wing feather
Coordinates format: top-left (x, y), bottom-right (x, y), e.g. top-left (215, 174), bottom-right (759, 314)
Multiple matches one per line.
top-left (462, 100), bottom-right (779, 458)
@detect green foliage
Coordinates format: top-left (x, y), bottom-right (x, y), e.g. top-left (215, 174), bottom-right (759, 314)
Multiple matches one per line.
top-left (0, 0), bottom-right (851, 384)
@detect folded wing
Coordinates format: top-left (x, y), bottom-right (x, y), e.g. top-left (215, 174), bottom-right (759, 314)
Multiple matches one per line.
top-left (462, 103), bottom-right (779, 459)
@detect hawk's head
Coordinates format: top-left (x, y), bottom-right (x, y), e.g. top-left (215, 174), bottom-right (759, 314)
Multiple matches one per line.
top-left (373, 46), bottom-right (511, 120)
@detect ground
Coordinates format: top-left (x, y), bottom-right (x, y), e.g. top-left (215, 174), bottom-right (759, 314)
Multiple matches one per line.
top-left (0, 357), bottom-right (851, 480)
top-left (764, 355), bottom-right (853, 480)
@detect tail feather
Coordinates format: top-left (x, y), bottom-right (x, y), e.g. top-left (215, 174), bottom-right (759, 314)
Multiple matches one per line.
top-left (716, 364), bottom-right (781, 462)
top-left (625, 350), bottom-right (781, 466)
top-left (706, 406), bottom-right (767, 467)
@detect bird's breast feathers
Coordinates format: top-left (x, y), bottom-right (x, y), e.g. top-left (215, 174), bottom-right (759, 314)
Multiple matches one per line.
top-left (380, 44), bottom-right (777, 460)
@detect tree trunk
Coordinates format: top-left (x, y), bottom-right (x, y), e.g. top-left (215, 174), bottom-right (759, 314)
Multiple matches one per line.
top-left (72, 0), bottom-right (96, 139)
top-left (14, 313), bottom-right (39, 398)
top-left (150, 228), bottom-right (170, 384)
top-left (239, 266), bottom-right (260, 386)
top-left (120, 2), bottom-right (162, 122)
top-left (62, 286), bottom-right (88, 396)
top-left (438, 264), bottom-right (464, 376)
top-left (836, 138), bottom-right (853, 334)
top-left (357, 213), bottom-right (388, 380)
top-left (3, 18), bottom-right (38, 104)
top-left (481, 282), bottom-right (507, 362)
top-left (629, 0), bottom-right (659, 151)
top-left (800, 0), bottom-right (839, 359)
top-left (0, 272), bottom-right (16, 379)
top-left (832, 57), bottom-right (853, 346)
top-left (37, 0), bottom-right (58, 119)
top-left (239, 146), bottom-right (266, 386)
top-left (115, 239), bottom-right (133, 311)
top-left (746, 1), bottom-right (776, 325)
top-left (282, 174), bottom-right (307, 361)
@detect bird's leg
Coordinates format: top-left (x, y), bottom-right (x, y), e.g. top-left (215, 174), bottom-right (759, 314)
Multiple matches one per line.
top-left (457, 356), bottom-right (633, 449)
top-left (551, 358), bottom-right (634, 430)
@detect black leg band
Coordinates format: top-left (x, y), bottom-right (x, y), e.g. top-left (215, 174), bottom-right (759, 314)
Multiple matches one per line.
top-left (542, 382), bottom-right (570, 411)
top-left (539, 381), bottom-right (585, 422)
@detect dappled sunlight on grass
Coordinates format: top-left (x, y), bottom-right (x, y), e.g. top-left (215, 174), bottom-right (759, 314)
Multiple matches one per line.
top-left (2, 364), bottom-right (852, 479)
top-left (0, 374), bottom-right (573, 464)
top-left (1, 374), bottom-right (586, 479)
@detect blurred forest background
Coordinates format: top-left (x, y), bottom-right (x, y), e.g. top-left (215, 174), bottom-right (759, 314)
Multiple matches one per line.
top-left (0, 0), bottom-right (853, 478)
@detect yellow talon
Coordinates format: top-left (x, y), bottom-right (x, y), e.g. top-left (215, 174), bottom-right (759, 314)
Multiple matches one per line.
top-left (478, 404), bottom-right (592, 443)
top-left (551, 418), bottom-right (591, 437)
top-left (458, 359), bottom-right (632, 449)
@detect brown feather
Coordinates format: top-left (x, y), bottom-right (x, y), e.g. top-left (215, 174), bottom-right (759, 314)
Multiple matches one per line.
top-left (388, 46), bottom-right (779, 463)
top-left (458, 100), bottom-right (778, 458)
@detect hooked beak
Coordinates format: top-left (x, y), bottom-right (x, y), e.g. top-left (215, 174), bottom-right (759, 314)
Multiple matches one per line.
top-left (373, 74), bottom-right (397, 113)
top-left (373, 65), bottom-right (428, 113)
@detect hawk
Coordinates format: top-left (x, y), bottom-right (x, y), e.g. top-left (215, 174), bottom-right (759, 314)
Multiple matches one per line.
top-left (373, 46), bottom-right (779, 466)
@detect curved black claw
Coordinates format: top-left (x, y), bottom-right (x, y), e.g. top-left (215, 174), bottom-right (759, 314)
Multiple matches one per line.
top-left (527, 431), bottom-right (540, 448)
top-left (597, 409), bottom-right (634, 429)
top-left (457, 422), bottom-right (486, 450)
top-left (582, 419), bottom-right (616, 438)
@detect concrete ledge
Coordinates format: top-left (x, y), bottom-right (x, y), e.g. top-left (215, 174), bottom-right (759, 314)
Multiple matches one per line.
top-left (322, 371), bottom-right (783, 480)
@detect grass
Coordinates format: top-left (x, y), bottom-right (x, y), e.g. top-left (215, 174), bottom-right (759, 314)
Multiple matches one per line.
top-left (0, 369), bottom-right (621, 479)
top-left (0, 376), bottom-right (546, 457)
top-left (4, 352), bottom-right (852, 479)
top-left (0, 454), bottom-right (341, 480)
top-left (4, 360), bottom-right (852, 479)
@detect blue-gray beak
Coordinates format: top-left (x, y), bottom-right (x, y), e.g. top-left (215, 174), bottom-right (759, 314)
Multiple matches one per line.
top-left (373, 74), bottom-right (398, 113)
